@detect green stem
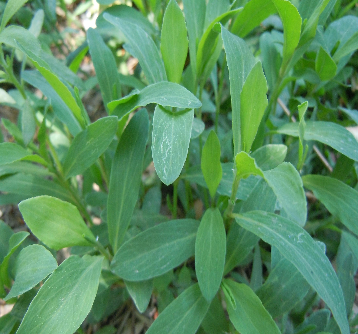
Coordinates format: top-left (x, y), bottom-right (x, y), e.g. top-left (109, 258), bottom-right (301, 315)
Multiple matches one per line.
top-left (223, 174), bottom-right (240, 222)
top-left (84, 236), bottom-right (112, 261)
top-left (98, 156), bottom-right (109, 190)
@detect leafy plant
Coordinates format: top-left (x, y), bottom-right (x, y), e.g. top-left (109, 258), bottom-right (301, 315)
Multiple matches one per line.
top-left (0, 0), bottom-right (358, 333)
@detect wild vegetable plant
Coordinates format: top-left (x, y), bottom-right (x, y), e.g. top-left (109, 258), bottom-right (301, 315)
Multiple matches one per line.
top-left (0, 0), bottom-right (358, 333)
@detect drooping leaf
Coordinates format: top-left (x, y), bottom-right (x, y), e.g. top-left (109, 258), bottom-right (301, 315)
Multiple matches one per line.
top-left (104, 14), bottom-right (166, 84)
top-left (195, 208), bottom-right (226, 302)
top-left (303, 175), bottom-right (358, 237)
top-left (161, 0), bottom-right (188, 83)
top-left (152, 106), bottom-right (194, 185)
top-left (201, 130), bottom-right (222, 198)
top-left (4, 245), bottom-right (57, 300)
top-left (235, 211), bottom-right (350, 334)
top-left (108, 82), bottom-right (201, 119)
top-left (222, 279), bottom-right (281, 334)
top-left (251, 144), bottom-right (287, 171)
top-left (16, 255), bottom-right (103, 334)
top-left (125, 279), bottom-right (153, 313)
top-left (316, 47), bottom-right (337, 81)
top-left (111, 219), bottom-right (199, 281)
top-left (107, 109), bottom-right (149, 252)
top-left (63, 116), bottom-right (118, 178)
top-left (87, 28), bottom-right (121, 112)
top-left (240, 62), bottom-right (268, 153)
top-left (18, 196), bottom-right (96, 250)
top-left (146, 283), bottom-right (210, 334)
top-left (277, 121), bottom-right (358, 161)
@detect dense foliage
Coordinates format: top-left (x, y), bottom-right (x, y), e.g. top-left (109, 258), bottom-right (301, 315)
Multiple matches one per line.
top-left (0, 0), bottom-right (358, 333)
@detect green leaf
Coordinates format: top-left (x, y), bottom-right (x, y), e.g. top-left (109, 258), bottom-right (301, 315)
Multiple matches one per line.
top-left (195, 208), bottom-right (226, 302)
top-left (240, 62), bottom-right (268, 153)
top-left (201, 294), bottom-right (229, 334)
top-left (303, 175), bottom-right (358, 237)
top-left (104, 14), bottom-right (166, 84)
top-left (230, 0), bottom-right (277, 38)
top-left (263, 163), bottom-right (307, 226)
top-left (235, 211), bottom-right (350, 334)
top-left (16, 255), bottom-right (103, 334)
top-left (111, 219), bottom-right (199, 281)
top-left (152, 106), bottom-right (194, 185)
top-left (201, 130), bottom-right (222, 198)
top-left (125, 279), bottom-right (153, 313)
top-left (161, 0), bottom-right (188, 83)
top-left (1, 0), bottom-right (29, 30)
top-left (4, 245), bottom-right (57, 301)
top-left (333, 31), bottom-right (358, 62)
top-left (316, 47), bottom-right (337, 81)
top-left (235, 151), bottom-right (264, 180)
top-left (221, 26), bottom-right (256, 155)
top-left (271, 0), bottom-right (302, 67)
top-left (251, 144), bottom-right (287, 171)
top-left (21, 102), bottom-right (36, 146)
top-left (0, 313), bottom-right (17, 334)
top-left (63, 116), bottom-right (118, 178)
top-left (0, 143), bottom-right (31, 165)
top-left (108, 82), bottom-right (201, 120)
top-left (222, 279), bottom-right (281, 334)
top-left (87, 28), bottom-right (121, 112)
top-left (107, 109), bottom-right (149, 252)
top-left (277, 121), bottom-right (358, 161)
top-left (146, 283), bottom-right (210, 334)
top-left (18, 196), bottom-right (96, 250)
top-left (0, 221), bottom-right (13, 263)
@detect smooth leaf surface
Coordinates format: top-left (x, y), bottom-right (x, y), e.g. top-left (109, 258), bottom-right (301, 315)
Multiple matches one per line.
top-left (316, 47), bottom-right (337, 81)
top-left (333, 31), bottom-right (358, 62)
top-left (251, 144), bottom-right (287, 171)
top-left (201, 130), bottom-right (222, 198)
top-left (16, 255), bottom-right (103, 334)
top-left (125, 279), bottom-right (153, 313)
top-left (63, 116), bottom-right (118, 178)
top-left (235, 151), bottom-right (264, 180)
top-left (104, 14), bottom-right (166, 84)
top-left (161, 0), bottom-right (188, 83)
top-left (0, 143), bottom-right (31, 165)
top-left (108, 81), bottom-right (201, 119)
top-left (222, 279), bottom-right (281, 334)
top-left (195, 208), bottom-right (226, 302)
top-left (19, 196), bottom-right (95, 250)
top-left (240, 62), bottom-right (268, 152)
top-left (107, 109), bottom-right (149, 252)
top-left (1, 0), bottom-right (29, 29)
top-left (303, 175), bottom-right (358, 237)
top-left (277, 121), bottom-right (358, 161)
top-left (152, 106), bottom-right (194, 185)
top-left (235, 211), bottom-right (350, 334)
top-left (111, 219), bottom-right (199, 281)
top-left (5, 245), bottom-right (57, 300)
top-left (146, 283), bottom-right (210, 334)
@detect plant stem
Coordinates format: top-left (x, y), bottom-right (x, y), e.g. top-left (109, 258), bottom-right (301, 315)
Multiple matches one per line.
top-left (84, 236), bottom-right (112, 261)
top-left (223, 174), bottom-right (240, 221)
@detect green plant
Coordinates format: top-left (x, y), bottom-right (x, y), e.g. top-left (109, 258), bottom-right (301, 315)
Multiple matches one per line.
top-left (0, 0), bottom-right (358, 333)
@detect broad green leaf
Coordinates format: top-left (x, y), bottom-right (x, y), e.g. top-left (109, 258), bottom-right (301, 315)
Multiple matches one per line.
top-left (316, 47), bottom-right (337, 81)
top-left (222, 279), bottom-right (281, 334)
top-left (277, 121), bottom-right (358, 161)
top-left (87, 28), bottom-right (121, 112)
top-left (201, 294), bottom-right (229, 334)
top-left (201, 130), bottom-right (222, 198)
top-left (108, 82), bottom-right (201, 120)
top-left (221, 26), bottom-right (257, 155)
top-left (111, 219), bottom-right (199, 281)
top-left (63, 116), bottom-right (118, 178)
top-left (195, 208), bottom-right (226, 302)
top-left (0, 221), bottom-right (13, 263)
top-left (0, 88), bottom-right (16, 104)
top-left (251, 144), bottom-right (287, 171)
top-left (240, 62), bottom-right (268, 153)
top-left (125, 279), bottom-right (153, 313)
top-left (204, 0), bottom-right (231, 29)
top-left (0, 313), bottom-right (17, 334)
top-left (333, 31), bottom-right (358, 62)
top-left (0, 142), bottom-right (31, 165)
top-left (107, 109), bottom-right (149, 252)
top-left (19, 196), bottom-right (95, 250)
top-left (303, 175), bottom-right (358, 237)
top-left (230, 0), bottom-right (277, 38)
top-left (28, 9), bottom-right (44, 37)
top-left (0, 231), bottom-right (29, 289)
top-left (191, 118), bottom-right (205, 139)
top-left (256, 258), bottom-right (310, 318)
top-left (146, 283), bottom-right (210, 334)
top-left (263, 163), bottom-right (307, 226)
top-left (182, 0), bottom-right (206, 81)
top-left (1, 0), bottom-right (29, 30)
top-left (235, 211), bottom-right (350, 334)
top-left (21, 101), bottom-right (36, 146)
top-left (104, 14), bottom-right (166, 84)
top-left (235, 151), bottom-right (264, 180)
top-left (0, 173), bottom-right (74, 203)
top-left (271, 0), bottom-right (302, 67)
top-left (339, 107), bottom-right (358, 125)
top-left (161, 0), bottom-right (188, 83)
top-left (152, 106), bottom-right (194, 185)
top-left (4, 245), bottom-right (57, 301)
top-left (16, 255), bottom-right (103, 334)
